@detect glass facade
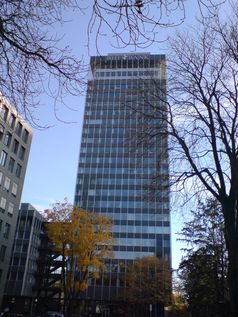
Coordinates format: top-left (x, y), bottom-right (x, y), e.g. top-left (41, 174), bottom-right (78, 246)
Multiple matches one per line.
top-left (74, 53), bottom-right (170, 300)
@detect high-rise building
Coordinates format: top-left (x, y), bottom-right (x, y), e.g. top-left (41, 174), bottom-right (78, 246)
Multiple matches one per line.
top-left (74, 53), bottom-right (170, 301)
top-left (0, 95), bottom-right (32, 306)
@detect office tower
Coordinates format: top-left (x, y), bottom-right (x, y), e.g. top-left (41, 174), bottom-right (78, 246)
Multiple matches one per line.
top-left (0, 95), bottom-right (32, 306)
top-left (74, 53), bottom-right (170, 300)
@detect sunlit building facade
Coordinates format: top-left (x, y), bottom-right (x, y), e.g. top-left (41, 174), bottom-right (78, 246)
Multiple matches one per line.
top-left (74, 53), bottom-right (170, 300)
top-left (0, 95), bottom-right (32, 306)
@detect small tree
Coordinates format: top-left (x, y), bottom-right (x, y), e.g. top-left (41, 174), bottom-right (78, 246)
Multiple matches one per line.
top-left (168, 293), bottom-right (190, 317)
top-left (45, 200), bottom-right (114, 317)
top-left (121, 256), bottom-right (171, 306)
top-left (179, 248), bottom-right (225, 317)
top-left (178, 199), bottom-right (228, 316)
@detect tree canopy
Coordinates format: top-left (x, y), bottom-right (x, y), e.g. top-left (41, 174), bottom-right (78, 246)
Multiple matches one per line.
top-left (121, 256), bottom-right (171, 306)
top-left (45, 200), bottom-right (114, 316)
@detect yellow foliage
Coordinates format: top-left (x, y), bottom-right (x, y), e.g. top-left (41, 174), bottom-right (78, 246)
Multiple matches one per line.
top-left (45, 202), bottom-right (114, 299)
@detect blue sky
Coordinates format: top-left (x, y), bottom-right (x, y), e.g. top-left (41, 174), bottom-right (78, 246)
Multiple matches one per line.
top-left (20, 1), bottom-right (227, 270)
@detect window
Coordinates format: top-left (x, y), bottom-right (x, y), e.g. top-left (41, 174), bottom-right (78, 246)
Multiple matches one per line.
top-left (12, 182), bottom-right (18, 196)
top-left (0, 171), bottom-right (3, 185)
top-left (8, 157), bottom-right (15, 173)
top-left (0, 245), bottom-right (7, 262)
top-left (16, 122), bottom-right (23, 137)
top-left (12, 139), bottom-right (19, 154)
top-left (3, 132), bottom-right (12, 147)
top-left (0, 151), bottom-right (7, 166)
top-left (15, 164), bottom-right (22, 178)
top-left (3, 177), bottom-right (10, 191)
top-left (19, 146), bottom-right (25, 161)
top-left (22, 129), bottom-right (29, 143)
top-left (22, 244), bottom-right (28, 252)
top-left (3, 223), bottom-right (10, 239)
top-left (9, 114), bottom-right (16, 129)
top-left (20, 258), bottom-right (26, 266)
top-left (0, 124), bottom-right (4, 141)
top-left (0, 197), bottom-right (6, 212)
top-left (8, 202), bottom-right (14, 215)
top-left (0, 105), bottom-right (9, 121)
top-left (17, 272), bottom-right (24, 281)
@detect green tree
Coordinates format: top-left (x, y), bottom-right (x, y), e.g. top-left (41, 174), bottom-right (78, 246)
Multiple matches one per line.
top-left (177, 200), bottom-right (228, 316)
top-left (45, 200), bottom-right (114, 317)
top-left (179, 248), bottom-right (224, 317)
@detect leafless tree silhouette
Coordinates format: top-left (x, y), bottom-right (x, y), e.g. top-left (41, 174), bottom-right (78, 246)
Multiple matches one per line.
top-left (0, 0), bottom-right (226, 125)
top-left (127, 5), bottom-right (238, 316)
top-left (88, 0), bottom-right (226, 49)
top-left (0, 0), bottom-right (86, 126)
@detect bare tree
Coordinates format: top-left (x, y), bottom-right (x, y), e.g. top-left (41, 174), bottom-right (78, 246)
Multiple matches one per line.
top-left (0, 0), bottom-right (86, 126)
top-left (88, 0), bottom-right (226, 49)
top-left (128, 6), bottom-right (238, 317)
top-left (0, 1), bottom-right (226, 125)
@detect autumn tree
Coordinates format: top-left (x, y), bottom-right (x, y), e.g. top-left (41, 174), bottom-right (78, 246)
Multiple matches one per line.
top-left (168, 293), bottom-right (190, 317)
top-left (127, 4), bottom-right (238, 316)
top-left (121, 256), bottom-right (171, 307)
top-left (45, 200), bottom-right (114, 317)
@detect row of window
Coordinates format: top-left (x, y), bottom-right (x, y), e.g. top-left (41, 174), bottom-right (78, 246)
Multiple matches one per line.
top-left (78, 167), bottom-right (158, 174)
top-left (94, 70), bottom-right (160, 79)
top-left (0, 197), bottom-right (15, 215)
top-left (80, 157), bottom-right (157, 165)
top-left (99, 212), bottom-right (170, 222)
top-left (0, 105), bottom-right (29, 143)
top-left (0, 151), bottom-right (22, 177)
top-left (80, 147), bottom-right (159, 156)
top-left (113, 224), bottom-right (170, 234)
top-left (92, 56), bottom-right (162, 68)
top-left (88, 81), bottom-right (159, 90)
top-left (79, 199), bottom-right (169, 209)
top-left (0, 172), bottom-right (18, 197)
top-left (79, 188), bottom-right (157, 197)
top-left (116, 237), bottom-right (169, 247)
top-left (113, 219), bottom-right (169, 227)
top-left (86, 96), bottom-right (154, 103)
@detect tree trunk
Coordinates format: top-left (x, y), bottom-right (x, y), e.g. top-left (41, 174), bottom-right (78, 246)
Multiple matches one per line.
top-left (222, 203), bottom-right (238, 317)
